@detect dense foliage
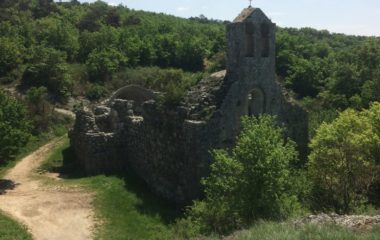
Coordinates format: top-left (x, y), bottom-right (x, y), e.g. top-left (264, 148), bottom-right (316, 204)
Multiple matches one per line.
top-left (276, 28), bottom-right (380, 110)
top-left (0, 0), bottom-right (378, 110)
top-left (187, 115), bottom-right (303, 234)
top-left (0, 0), bottom-right (380, 238)
top-left (0, 91), bottom-right (31, 163)
top-left (308, 103), bottom-right (380, 213)
top-left (0, 0), bottom-right (224, 101)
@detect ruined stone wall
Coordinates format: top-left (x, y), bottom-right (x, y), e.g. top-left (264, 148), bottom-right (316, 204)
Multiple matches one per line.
top-left (69, 105), bottom-right (127, 175)
top-left (69, 7), bottom-right (309, 205)
top-left (124, 112), bottom-right (209, 203)
top-left (70, 98), bottom-right (214, 204)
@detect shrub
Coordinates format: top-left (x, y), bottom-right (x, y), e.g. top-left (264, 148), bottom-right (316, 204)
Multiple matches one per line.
top-left (364, 102), bottom-right (380, 163)
top-left (0, 37), bottom-right (24, 83)
top-left (187, 115), bottom-right (303, 234)
top-left (0, 91), bottom-right (31, 163)
top-left (308, 108), bottom-right (380, 213)
top-left (25, 86), bottom-right (53, 134)
top-left (86, 47), bottom-right (128, 82)
top-left (22, 46), bottom-right (72, 100)
top-left (86, 84), bottom-right (108, 101)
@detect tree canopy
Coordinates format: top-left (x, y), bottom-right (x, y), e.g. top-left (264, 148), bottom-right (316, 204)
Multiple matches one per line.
top-left (0, 0), bottom-right (379, 109)
top-left (0, 91), bottom-right (31, 163)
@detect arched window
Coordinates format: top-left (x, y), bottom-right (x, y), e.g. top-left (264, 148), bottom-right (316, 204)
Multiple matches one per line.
top-left (248, 88), bottom-right (265, 116)
top-left (245, 22), bottom-right (255, 57)
top-left (261, 23), bottom-right (270, 57)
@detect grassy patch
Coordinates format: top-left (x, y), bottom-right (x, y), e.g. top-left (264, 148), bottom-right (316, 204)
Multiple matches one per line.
top-left (0, 134), bottom-right (50, 178)
top-left (38, 137), bottom-right (71, 174)
top-left (82, 176), bottom-right (179, 240)
top-left (39, 137), bottom-right (380, 240)
top-left (0, 211), bottom-right (32, 240)
top-left (232, 221), bottom-right (380, 240)
top-left (40, 136), bottom-right (182, 240)
top-left (0, 120), bottom-right (71, 178)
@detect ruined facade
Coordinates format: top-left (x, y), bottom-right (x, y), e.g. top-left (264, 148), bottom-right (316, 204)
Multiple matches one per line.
top-left (69, 7), bottom-right (308, 205)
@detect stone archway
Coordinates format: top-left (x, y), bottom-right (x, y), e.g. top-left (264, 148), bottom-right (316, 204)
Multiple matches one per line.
top-left (248, 88), bottom-right (265, 117)
top-left (108, 85), bottom-right (156, 105)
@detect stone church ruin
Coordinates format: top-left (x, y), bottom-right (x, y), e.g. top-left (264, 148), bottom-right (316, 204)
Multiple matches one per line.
top-left (70, 7), bottom-right (308, 204)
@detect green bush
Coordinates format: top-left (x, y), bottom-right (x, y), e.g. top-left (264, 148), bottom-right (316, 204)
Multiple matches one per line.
top-left (22, 46), bottom-right (72, 100)
top-left (25, 86), bottom-right (54, 134)
top-left (86, 47), bottom-right (128, 82)
top-left (308, 108), bottom-right (338, 139)
top-left (0, 37), bottom-right (24, 83)
top-left (86, 84), bottom-right (108, 101)
top-left (158, 82), bottom-right (186, 107)
top-left (0, 37), bottom-right (23, 77)
top-left (308, 107), bottom-right (380, 213)
top-left (187, 115), bottom-right (304, 234)
top-left (364, 102), bottom-right (380, 163)
top-left (0, 91), bottom-right (31, 163)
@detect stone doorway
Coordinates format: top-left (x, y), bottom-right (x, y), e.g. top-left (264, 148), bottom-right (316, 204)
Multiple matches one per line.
top-left (248, 88), bottom-right (265, 117)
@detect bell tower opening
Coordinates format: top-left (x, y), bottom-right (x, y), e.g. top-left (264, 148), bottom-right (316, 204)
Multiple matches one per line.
top-left (261, 23), bottom-right (270, 57)
top-left (245, 22), bottom-right (255, 57)
top-left (248, 88), bottom-right (265, 117)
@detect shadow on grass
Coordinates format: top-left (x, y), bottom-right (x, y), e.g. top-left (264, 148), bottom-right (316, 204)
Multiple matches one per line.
top-left (51, 145), bottom-right (182, 225)
top-left (122, 168), bottom-right (183, 224)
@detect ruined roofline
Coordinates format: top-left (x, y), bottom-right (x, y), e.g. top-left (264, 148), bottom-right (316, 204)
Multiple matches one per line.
top-left (233, 7), bottom-right (269, 23)
top-left (233, 7), bottom-right (256, 22)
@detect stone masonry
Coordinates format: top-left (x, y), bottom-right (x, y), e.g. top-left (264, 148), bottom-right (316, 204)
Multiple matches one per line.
top-left (69, 7), bottom-right (308, 205)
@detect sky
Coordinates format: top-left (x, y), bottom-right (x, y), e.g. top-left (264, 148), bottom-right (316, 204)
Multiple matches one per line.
top-left (79, 0), bottom-right (380, 36)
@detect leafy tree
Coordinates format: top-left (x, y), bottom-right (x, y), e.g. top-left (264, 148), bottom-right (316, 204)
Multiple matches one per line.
top-left (285, 58), bottom-right (319, 97)
top-left (119, 32), bottom-right (143, 66)
top-left (86, 84), bottom-right (108, 100)
top-left (123, 15), bottom-right (141, 26)
top-left (78, 0), bottom-right (109, 31)
top-left (0, 37), bottom-right (24, 83)
top-left (0, 0), bottom-right (379, 112)
top-left (78, 26), bottom-right (120, 62)
top-left (105, 8), bottom-right (120, 27)
top-left (25, 86), bottom-right (53, 134)
top-left (176, 37), bottom-right (207, 71)
top-left (32, 0), bottom-right (57, 19)
top-left (363, 102), bottom-right (380, 163)
top-left (155, 34), bottom-right (178, 68)
top-left (22, 45), bottom-right (72, 100)
top-left (188, 115), bottom-right (303, 234)
top-left (329, 63), bottom-right (361, 97)
top-left (308, 108), bottom-right (380, 213)
top-left (86, 47), bottom-right (128, 82)
top-left (0, 91), bottom-right (31, 163)
top-left (35, 16), bottom-right (80, 61)
top-left (361, 76), bottom-right (380, 106)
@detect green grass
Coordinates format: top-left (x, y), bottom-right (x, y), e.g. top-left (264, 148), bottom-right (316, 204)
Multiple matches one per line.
top-left (0, 121), bottom-right (71, 178)
top-left (0, 134), bottom-right (50, 178)
top-left (40, 136), bottom-right (182, 240)
top-left (82, 176), bottom-right (179, 240)
top-left (0, 212), bottom-right (32, 240)
top-left (231, 221), bottom-right (380, 240)
top-left (39, 137), bottom-right (380, 240)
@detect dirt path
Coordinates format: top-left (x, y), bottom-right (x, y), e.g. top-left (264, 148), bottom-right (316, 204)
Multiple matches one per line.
top-left (0, 138), bottom-right (94, 240)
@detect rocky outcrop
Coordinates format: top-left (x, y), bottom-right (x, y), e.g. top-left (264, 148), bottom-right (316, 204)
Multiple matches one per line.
top-left (293, 214), bottom-right (380, 231)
